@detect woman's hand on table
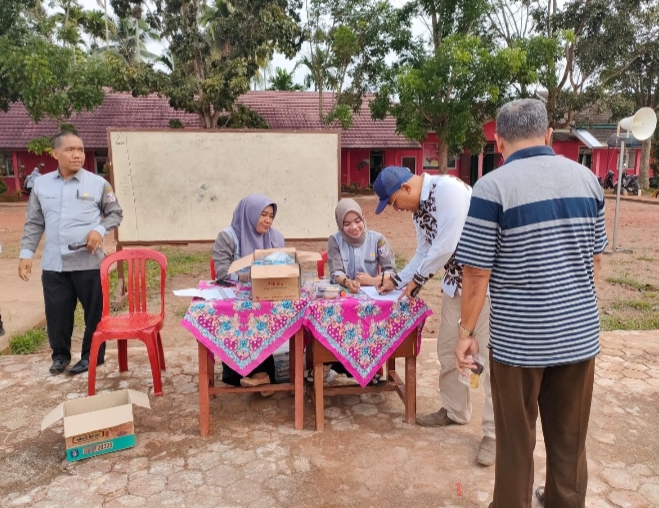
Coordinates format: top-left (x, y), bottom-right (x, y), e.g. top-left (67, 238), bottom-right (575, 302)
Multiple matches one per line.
top-left (345, 278), bottom-right (361, 294)
top-left (355, 272), bottom-right (378, 286)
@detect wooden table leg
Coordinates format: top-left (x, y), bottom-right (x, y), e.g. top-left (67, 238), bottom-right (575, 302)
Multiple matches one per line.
top-left (404, 355), bottom-right (416, 424)
top-left (314, 357), bottom-right (325, 431)
top-left (387, 357), bottom-right (395, 381)
top-left (294, 329), bottom-right (304, 430)
top-left (207, 351), bottom-right (215, 389)
top-left (198, 342), bottom-right (211, 437)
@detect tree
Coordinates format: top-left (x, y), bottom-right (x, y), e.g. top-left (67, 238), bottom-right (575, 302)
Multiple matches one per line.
top-left (268, 67), bottom-right (302, 91)
top-left (82, 9), bottom-right (116, 50)
top-left (371, 0), bottom-right (525, 173)
top-left (300, 0), bottom-right (408, 128)
top-left (599, 1), bottom-right (659, 189)
top-left (0, 0), bottom-right (116, 122)
top-left (111, 16), bottom-right (159, 63)
top-left (131, 0), bottom-right (302, 128)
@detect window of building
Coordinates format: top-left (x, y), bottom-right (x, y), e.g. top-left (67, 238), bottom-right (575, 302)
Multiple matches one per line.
top-left (401, 156), bottom-right (416, 174)
top-left (369, 150), bottom-right (384, 184)
top-left (94, 150), bottom-right (108, 174)
top-left (578, 147), bottom-right (592, 169)
top-left (447, 156), bottom-right (457, 169)
top-left (0, 151), bottom-right (14, 177)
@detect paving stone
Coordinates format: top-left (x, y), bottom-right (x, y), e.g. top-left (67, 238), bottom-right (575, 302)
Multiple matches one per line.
top-left (638, 483), bottom-right (659, 504)
top-left (166, 470), bottom-right (204, 492)
top-left (351, 403), bottom-right (378, 416)
top-left (90, 472), bottom-right (129, 496)
top-left (204, 464), bottom-right (241, 488)
top-left (587, 497), bottom-right (615, 508)
top-left (600, 468), bottom-right (640, 491)
top-left (144, 490), bottom-right (185, 506)
top-left (591, 431), bottom-right (617, 445)
top-left (126, 471), bottom-right (167, 497)
top-left (183, 484), bottom-right (224, 507)
top-left (104, 495), bottom-right (147, 507)
top-left (187, 451), bottom-right (223, 471)
top-left (608, 490), bottom-right (652, 508)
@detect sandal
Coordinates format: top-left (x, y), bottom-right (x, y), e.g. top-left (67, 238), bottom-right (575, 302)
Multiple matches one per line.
top-left (240, 372), bottom-right (271, 387)
top-left (305, 366), bottom-right (334, 384)
top-left (535, 486), bottom-right (545, 506)
top-left (370, 374), bottom-right (387, 386)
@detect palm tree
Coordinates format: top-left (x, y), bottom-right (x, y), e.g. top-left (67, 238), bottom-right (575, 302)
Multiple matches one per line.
top-left (251, 58), bottom-right (273, 91)
top-left (111, 17), bottom-right (160, 64)
top-left (269, 67), bottom-right (303, 91)
top-left (83, 9), bottom-right (116, 51)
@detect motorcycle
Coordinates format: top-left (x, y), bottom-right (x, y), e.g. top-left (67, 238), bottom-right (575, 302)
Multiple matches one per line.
top-left (598, 168), bottom-right (640, 195)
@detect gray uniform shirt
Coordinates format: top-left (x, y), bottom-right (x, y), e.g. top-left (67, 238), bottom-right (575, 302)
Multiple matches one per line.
top-left (19, 169), bottom-right (123, 272)
top-left (328, 230), bottom-right (396, 282)
top-left (211, 227), bottom-right (240, 281)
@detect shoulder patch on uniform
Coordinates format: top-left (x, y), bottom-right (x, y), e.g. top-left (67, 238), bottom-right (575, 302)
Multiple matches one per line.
top-left (105, 186), bottom-right (117, 203)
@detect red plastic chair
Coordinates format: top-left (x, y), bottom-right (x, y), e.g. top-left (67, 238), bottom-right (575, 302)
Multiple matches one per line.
top-left (210, 256), bottom-right (216, 280)
top-left (317, 251), bottom-right (328, 278)
top-left (88, 249), bottom-right (168, 396)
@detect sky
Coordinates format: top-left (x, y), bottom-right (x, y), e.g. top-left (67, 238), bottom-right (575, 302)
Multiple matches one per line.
top-left (74, 0), bottom-right (429, 87)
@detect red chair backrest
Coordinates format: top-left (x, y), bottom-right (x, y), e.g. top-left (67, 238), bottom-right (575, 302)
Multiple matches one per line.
top-left (210, 256), bottom-right (216, 280)
top-left (101, 248), bottom-right (168, 318)
top-left (317, 251), bottom-right (328, 278)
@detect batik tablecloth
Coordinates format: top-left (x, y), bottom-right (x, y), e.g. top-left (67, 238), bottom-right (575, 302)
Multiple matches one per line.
top-left (181, 282), bottom-right (308, 376)
top-left (303, 295), bottom-right (433, 387)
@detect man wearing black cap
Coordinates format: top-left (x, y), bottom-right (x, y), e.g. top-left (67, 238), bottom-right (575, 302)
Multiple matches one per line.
top-left (374, 166), bottom-right (495, 466)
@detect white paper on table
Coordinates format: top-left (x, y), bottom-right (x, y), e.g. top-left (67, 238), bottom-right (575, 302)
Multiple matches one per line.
top-left (360, 286), bottom-right (405, 301)
top-left (172, 288), bottom-right (237, 300)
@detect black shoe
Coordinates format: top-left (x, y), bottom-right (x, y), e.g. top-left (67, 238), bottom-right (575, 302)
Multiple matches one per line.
top-left (49, 359), bottom-right (70, 375)
top-left (535, 486), bottom-right (545, 506)
top-left (67, 358), bottom-right (105, 375)
top-left (0, 324), bottom-right (5, 337)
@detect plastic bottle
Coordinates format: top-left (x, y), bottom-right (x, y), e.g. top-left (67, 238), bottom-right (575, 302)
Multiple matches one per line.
top-left (458, 353), bottom-right (484, 389)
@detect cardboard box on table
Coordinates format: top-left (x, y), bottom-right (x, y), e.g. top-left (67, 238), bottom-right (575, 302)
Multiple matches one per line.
top-left (228, 248), bottom-right (322, 301)
top-left (41, 389), bottom-right (151, 462)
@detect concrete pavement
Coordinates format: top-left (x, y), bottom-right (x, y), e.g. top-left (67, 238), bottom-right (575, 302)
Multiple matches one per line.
top-left (0, 258), bottom-right (45, 351)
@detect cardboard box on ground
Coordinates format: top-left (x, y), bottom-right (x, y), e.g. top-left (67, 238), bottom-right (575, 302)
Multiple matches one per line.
top-left (41, 389), bottom-right (151, 462)
top-left (228, 248), bottom-right (322, 301)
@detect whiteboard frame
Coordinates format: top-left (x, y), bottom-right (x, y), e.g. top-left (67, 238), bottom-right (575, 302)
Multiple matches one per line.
top-left (107, 128), bottom-right (342, 246)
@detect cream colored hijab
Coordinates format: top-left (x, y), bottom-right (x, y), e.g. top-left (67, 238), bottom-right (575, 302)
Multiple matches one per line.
top-left (335, 198), bottom-right (367, 247)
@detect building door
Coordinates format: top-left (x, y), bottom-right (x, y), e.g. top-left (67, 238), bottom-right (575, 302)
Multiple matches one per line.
top-left (401, 156), bottom-right (416, 174)
top-left (482, 143), bottom-right (496, 176)
top-left (370, 151), bottom-right (384, 184)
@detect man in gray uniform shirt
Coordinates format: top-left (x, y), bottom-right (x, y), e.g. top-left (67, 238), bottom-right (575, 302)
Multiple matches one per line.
top-left (18, 132), bottom-right (123, 375)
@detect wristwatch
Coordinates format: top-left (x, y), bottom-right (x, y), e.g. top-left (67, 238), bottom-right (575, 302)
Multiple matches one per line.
top-left (458, 319), bottom-right (475, 337)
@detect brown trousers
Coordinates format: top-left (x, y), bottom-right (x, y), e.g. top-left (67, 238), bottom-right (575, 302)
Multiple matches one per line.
top-left (488, 351), bottom-right (595, 508)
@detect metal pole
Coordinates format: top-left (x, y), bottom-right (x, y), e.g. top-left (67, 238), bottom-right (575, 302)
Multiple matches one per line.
top-left (611, 139), bottom-right (624, 250)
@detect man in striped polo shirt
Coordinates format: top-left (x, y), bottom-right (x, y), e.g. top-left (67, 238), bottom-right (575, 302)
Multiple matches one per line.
top-left (455, 99), bottom-right (606, 508)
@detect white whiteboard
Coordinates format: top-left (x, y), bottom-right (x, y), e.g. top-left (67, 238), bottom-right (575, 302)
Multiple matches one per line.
top-left (108, 130), bottom-right (340, 242)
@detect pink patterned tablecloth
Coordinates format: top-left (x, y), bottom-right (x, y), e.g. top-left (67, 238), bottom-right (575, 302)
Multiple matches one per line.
top-left (303, 295), bottom-right (433, 387)
top-left (181, 283), bottom-right (308, 376)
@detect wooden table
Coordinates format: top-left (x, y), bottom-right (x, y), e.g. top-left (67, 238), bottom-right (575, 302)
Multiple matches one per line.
top-left (197, 328), bottom-right (305, 436)
top-left (308, 329), bottom-right (418, 431)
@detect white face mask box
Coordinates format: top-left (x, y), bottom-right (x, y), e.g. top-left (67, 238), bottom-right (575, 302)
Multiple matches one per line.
top-left (41, 389), bottom-right (151, 462)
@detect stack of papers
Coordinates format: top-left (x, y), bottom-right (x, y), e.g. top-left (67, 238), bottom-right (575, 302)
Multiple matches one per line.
top-left (172, 287), bottom-right (237, 300)
top-left (361, 286), bottom-right (404, 301)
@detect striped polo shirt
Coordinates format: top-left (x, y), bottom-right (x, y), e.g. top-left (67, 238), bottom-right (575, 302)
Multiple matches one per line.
top-left (455, 146), bottom-right (607, 367)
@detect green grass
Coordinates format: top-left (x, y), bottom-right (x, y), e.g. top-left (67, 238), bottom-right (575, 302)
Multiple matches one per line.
top-left (0, 245), bottom-right (20, 259)
top-left (601, 313), bottom-right (659, 331)
top-left (637, 255), bottom-right (656, 262)
top-left (9, 328), bottom-right (48, 354)
top-left (395, 254), bottom-right (407, 271)
top-left (605, 276), bottom-right (658, 292)
top-left (610, 299), bottom-right (656, 312)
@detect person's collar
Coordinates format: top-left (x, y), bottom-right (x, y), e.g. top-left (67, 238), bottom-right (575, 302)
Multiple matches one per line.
top-left (503, 145), bottom-right (555, 166)
top-left (420, 173), bottom-right (432, 202)
top-left (56, 168), bottom-right (83, 181)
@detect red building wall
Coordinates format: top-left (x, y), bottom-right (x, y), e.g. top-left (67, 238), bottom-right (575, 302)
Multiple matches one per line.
top-left (2, 149), bottom-right (97, 198)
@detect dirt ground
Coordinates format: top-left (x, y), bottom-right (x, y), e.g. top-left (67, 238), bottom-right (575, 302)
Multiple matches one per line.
top-left (0, 196), bottom-right (658, 507)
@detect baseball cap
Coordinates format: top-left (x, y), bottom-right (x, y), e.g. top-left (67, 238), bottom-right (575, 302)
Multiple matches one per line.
top-left (373, 166), bottom-right (414, 214)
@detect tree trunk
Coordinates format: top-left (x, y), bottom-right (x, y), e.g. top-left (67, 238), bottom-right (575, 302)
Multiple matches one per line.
top-left (640, 137), bottom-right (651, 190)
top-left (135, 19), bottom-right (140, 63)
top-left (437, 138), bottom-right (449, 174)
top-left (104, 0), bottom-right (109, 49)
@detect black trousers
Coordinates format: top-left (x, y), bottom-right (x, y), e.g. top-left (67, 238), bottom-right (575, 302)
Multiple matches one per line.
top-left (42, 270), bottom-right (105, 363)
top-left (221, 356), bottom-right (276, 386)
